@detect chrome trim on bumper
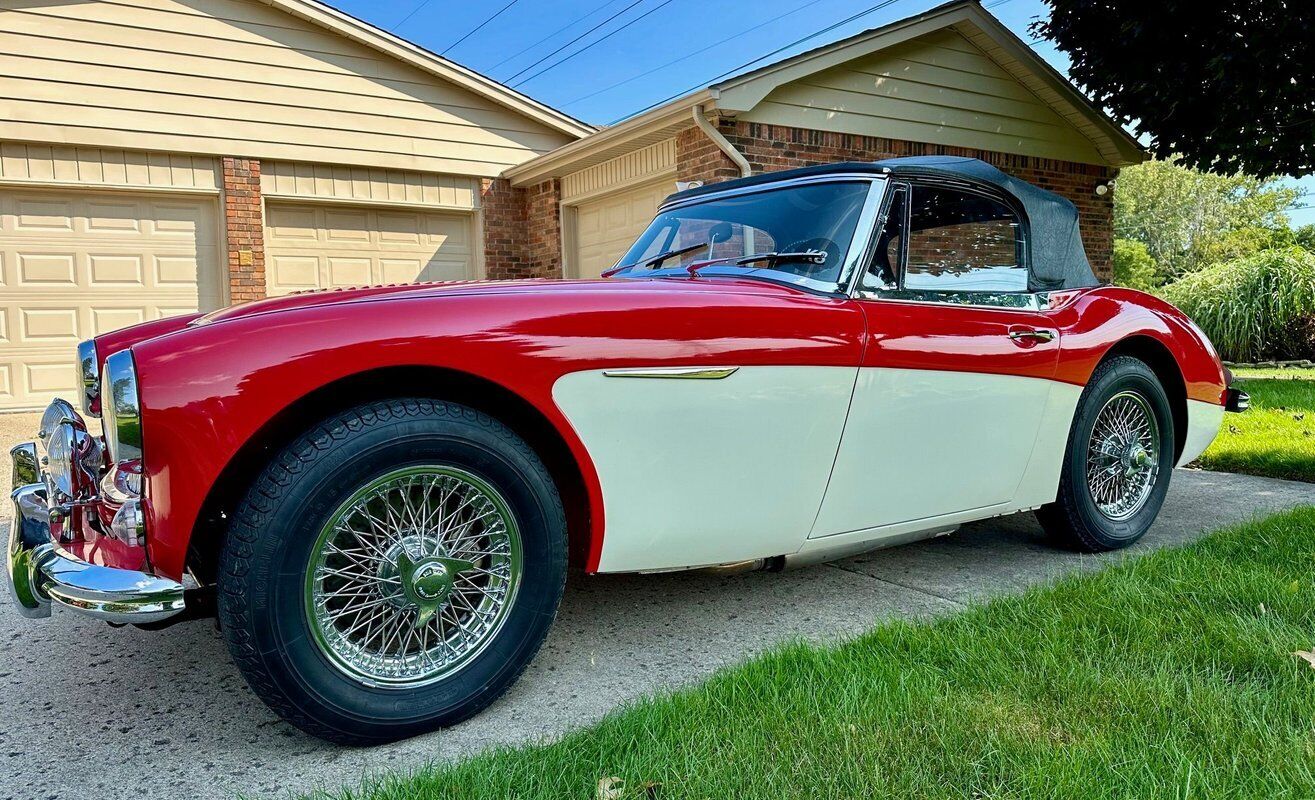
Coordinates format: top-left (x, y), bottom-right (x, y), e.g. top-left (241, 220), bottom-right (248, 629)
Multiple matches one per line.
top-left (7, 459), bottom-right (185, 624)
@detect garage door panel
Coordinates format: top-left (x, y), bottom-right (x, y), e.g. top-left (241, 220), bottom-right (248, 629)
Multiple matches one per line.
top-left (0, 188), bottom-right (218, 410)
top-left (91, 307), bottom-right (148, 335)
top-left (270, 254), bottom-right (320, 291)
top-left (86, 201), bottom-right (143, 233)
top-left (267, 206), bottom-right (318, 239)
top-left (572, 179), bottom-right (672, 278)
top-left (154, 202), bottom-right (213, 240)
top-left (418, 259), bottom-right (470, 283)
top-left (324, 209), bottom-right (370, 241)
top-left (89, 253), bottom-right (144, 284)
top-left (329, 256), bottom-right (371, 286)
top-left (16, 251), bottom-right (78, 285)
top-left (154, 254), bottom-right (203, 286)
top-left (15, 198), bottom-right (74, 231)
top-left (20, 307), bottom-right (81, 343)
top-left (265, 201), bottom-right (475, 296)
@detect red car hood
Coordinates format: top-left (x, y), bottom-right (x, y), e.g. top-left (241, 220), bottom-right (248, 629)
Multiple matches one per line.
top-left (191, 276), bottom-right (804, 326)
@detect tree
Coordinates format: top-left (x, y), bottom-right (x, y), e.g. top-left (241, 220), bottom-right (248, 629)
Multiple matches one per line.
top-left (1033, 0), bottom-right (1315, 178)
top-left (1111, 238), bottom-right (1159, 291)
top-left (1296, 224), bottom-right (1315, 252)
top-left (1114, 158), bottom-right (1301, 279)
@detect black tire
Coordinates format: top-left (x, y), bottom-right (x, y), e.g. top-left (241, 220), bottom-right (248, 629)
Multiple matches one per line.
top-left (1036, 356), bottom-right (1175, 552)
top-left (217, 399), bottom-right (567, 744)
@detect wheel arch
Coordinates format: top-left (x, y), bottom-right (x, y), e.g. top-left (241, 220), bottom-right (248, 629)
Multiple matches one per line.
top-left (186, 366), bottom-right (593, 583)
top-left (1095, 335), bottom-right (1189, 464)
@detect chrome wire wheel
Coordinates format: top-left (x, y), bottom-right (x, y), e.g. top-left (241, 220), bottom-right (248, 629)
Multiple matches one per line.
top-left (1085, 390), bottom-right (1160, 521)
top-left (305, 465), bottom-right (522, 688)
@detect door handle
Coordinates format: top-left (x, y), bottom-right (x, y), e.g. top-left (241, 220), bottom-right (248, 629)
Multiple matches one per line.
top-left (1008, 329), bottom-right (1055, 344)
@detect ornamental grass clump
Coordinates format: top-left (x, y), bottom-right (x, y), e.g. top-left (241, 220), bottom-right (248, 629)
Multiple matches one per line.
top-left (1160, 247), bottom-right (1315, 363)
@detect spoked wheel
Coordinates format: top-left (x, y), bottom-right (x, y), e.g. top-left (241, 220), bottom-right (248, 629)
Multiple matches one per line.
top-left (1037, 356), bottom-right (1175, 552)
top-left (1084, 391), bottom-right (1161, 522)
top-left (219, 399), bottom-right (566, 744)
top-left (305, 466), bottom-right (523, 688)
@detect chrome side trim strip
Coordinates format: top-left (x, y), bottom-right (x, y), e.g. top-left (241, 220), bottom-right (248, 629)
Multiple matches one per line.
top-left (602, 366), bottom-right (740, 380)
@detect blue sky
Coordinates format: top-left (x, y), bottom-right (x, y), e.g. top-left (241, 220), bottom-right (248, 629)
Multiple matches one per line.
top-left (327, 0), bottom-right (1313, 227)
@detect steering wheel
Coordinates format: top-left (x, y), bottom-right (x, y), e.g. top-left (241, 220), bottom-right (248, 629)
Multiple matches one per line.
top-left (781, 237), bottom-right (842, 276)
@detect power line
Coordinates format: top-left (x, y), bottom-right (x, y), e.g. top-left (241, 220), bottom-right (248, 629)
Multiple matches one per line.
top-left (561, 0), bottom-right (833, 107)
top-left (391, 0), bottom-right (434, 32)
top-left (487, 0), bottom-right (621, 73)
top-left (443, 0), bottom-right (524, 54)
top-left (504, 0), bottom-right (646, 84)
top-left (612, 0), bottom-right (907, 125)
top-left (511, 0), bottom-right (681, 88)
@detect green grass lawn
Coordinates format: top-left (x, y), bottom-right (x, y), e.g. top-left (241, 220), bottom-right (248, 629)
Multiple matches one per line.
top-left (1196, 367), bottom-right (1315, 482)
top-left (318, 507), bottom-right (1315, 800)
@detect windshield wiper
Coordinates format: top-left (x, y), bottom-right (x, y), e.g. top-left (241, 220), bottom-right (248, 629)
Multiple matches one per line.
top-left (686, 250), bottom-right (828, 276)
top-left (607, 241), bottom-right (712, 276)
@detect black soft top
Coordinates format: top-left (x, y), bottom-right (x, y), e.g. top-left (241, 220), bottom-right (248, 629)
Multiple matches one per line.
top-left (663, 156), bottom-right (1099, 291)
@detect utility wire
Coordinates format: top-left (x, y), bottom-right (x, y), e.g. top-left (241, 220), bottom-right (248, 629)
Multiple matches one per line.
top-left (443, 0), bottom-right (524, 54)
top-left (487, 0), bottom-right (621, 73)
top-left (612, 0), bottom-right (907, 125)
top-left (561, 0), bottom-right (833, 107)
top-left (391, 0), bottom-right (435, 32)
top-left (504, 0), bottom-right (646, 84)
top-left (511, 0), bottom-right (681, 88)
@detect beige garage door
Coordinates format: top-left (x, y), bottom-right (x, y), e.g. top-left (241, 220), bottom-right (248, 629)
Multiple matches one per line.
top-left (572, 179), bottom-right (672, 278)
top-left (265, 202), bottom-right (475, 296)
top-left (0, 189), bottom-right (220, 411)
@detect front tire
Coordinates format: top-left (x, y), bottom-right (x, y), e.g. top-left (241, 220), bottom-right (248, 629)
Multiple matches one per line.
top-left (1037, 356), bottom-right (1175, 552)
top-left (218, 399), bottom-right (567, 744)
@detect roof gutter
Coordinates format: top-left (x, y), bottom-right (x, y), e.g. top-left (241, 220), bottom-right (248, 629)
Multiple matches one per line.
top-left (692, 104), bottom-right (751, 179)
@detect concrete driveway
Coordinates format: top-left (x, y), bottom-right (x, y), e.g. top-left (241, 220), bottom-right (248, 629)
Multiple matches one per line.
top-left (0, 413), bottom-right (1308, 799)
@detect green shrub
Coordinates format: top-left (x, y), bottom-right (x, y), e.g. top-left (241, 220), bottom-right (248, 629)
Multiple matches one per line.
top-left (1112, 238), bottom-right (1161, 291)
top-left (1159, 247), bottom-right (1315, 362)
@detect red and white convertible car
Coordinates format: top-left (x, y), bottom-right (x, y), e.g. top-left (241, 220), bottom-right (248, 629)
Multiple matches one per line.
top-left (7, 156), bottom-right (1246, 742)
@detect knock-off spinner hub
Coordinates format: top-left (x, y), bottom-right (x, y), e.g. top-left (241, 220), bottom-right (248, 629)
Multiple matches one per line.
top-left (395, 548), bottom-right (478, 628)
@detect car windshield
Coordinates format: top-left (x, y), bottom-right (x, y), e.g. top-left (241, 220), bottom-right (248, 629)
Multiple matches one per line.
top-left (611, 180), bottom-right (877, 293)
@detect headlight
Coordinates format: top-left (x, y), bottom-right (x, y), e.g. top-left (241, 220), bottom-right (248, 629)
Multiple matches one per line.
top-left (76, 339), bottom-right (100, 417)
top-left (101, 349), bottom-right (143, 466)
top-left (37, 398), bottom-right (101, 503)
top-left (44, 415), bottom-right (77, 500)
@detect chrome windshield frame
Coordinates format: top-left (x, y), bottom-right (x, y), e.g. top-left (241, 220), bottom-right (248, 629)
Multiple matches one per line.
top-left (613, 174), bottom-right (890, 296)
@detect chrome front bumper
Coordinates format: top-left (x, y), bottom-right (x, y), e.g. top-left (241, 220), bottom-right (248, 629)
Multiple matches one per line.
top-left (7, 442), bottom-right (185, 624)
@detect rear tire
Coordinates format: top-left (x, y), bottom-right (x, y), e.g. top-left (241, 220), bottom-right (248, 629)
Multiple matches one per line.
top-left (218, 399), bottom-right (567, 744)
top-left (1036, 356), bottom-right (1175, 552)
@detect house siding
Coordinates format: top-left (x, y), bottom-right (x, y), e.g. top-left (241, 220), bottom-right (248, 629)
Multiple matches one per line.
top-left (738, 28), bottom-right (1107, 165)
top-left (0, 0), bottom-right (574, 177)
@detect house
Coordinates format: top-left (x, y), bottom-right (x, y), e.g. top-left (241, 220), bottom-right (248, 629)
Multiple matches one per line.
top-left (0, 0), bottom-right (1142, 412)
top-left (0, 0), bottom-right (591, 410)
top-left (497, 1), bottom-right (1143, 282)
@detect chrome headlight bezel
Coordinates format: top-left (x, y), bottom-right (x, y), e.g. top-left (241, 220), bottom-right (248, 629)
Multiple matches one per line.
top-left (76, 339), bottom-right (100, 417)
top-left (101, 349), bottom-right (143, 467)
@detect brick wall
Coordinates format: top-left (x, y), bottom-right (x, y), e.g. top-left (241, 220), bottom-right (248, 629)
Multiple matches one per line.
top-left (524, 179), bottom-right (563, 278)
top-left (222, 157), bottom-right (265, 303)
top-left (481, 178), bottom-right (526, 280)
top-left (676, 119), bottom-right (1117, 280)
top-left (482, 177), bottom-right (563, 280)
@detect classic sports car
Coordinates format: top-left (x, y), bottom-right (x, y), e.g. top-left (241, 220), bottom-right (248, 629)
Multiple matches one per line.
top-left (8, 156), bottom-right (1247, 743)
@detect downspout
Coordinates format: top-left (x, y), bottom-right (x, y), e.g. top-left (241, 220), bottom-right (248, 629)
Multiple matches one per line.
top-left (692, 104), bottom-right (751, 179)
top-left (692, 104), bottom-right (753, 254)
